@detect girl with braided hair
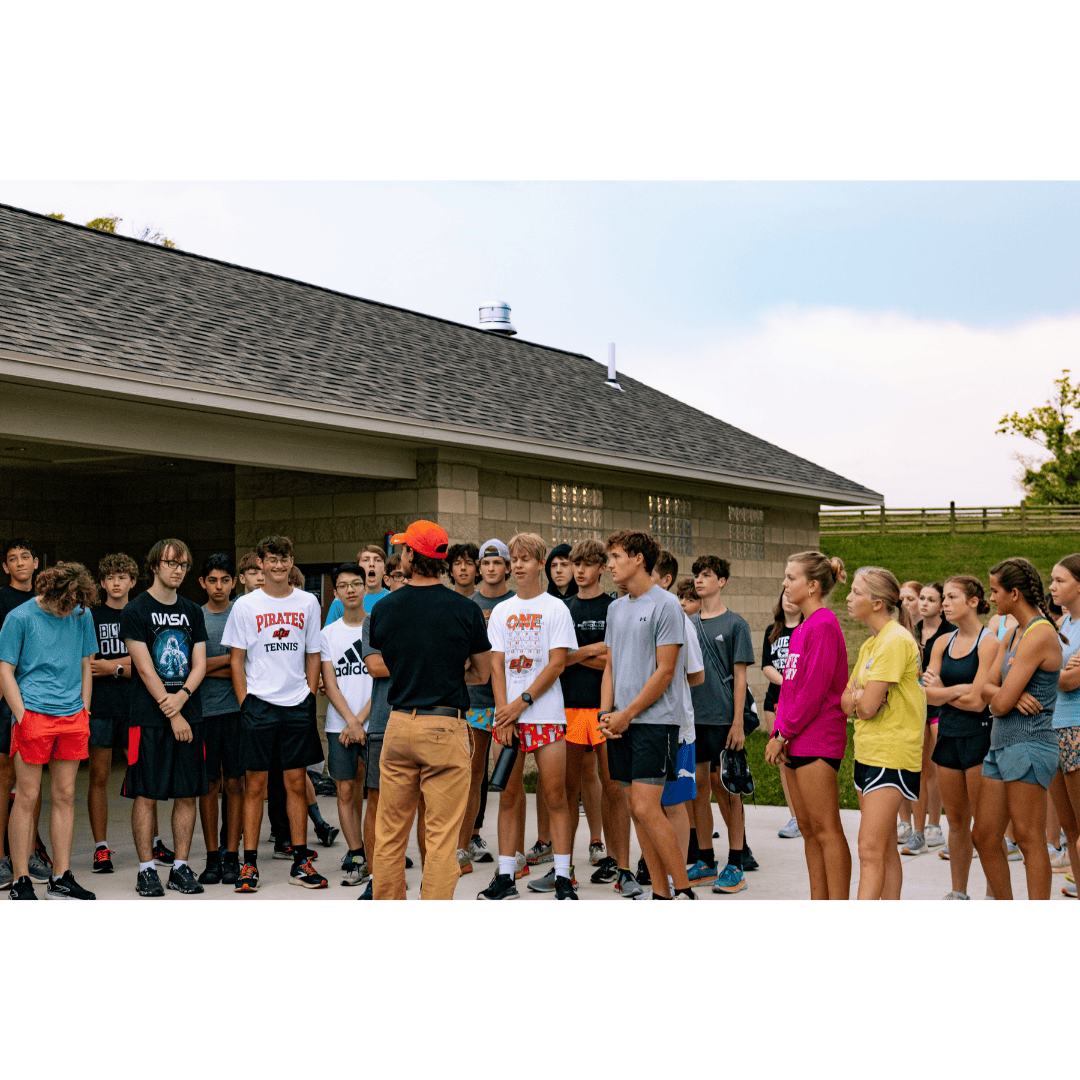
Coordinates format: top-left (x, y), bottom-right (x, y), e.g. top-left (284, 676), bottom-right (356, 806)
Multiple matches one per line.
top-left (974, 557), bottom-right (1064, 900)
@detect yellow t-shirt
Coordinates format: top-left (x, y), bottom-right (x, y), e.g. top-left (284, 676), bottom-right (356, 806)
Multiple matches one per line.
top-left (850, 619), bottom-right (926, 772)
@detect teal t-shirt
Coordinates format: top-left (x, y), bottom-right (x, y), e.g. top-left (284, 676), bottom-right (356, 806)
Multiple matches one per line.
top-left (0, 600), bottom-right (98, 715)
top-left (324, 589), bottom-right (388, 628)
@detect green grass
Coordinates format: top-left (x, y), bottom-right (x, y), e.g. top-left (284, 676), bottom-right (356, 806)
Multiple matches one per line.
top-left (745, 727), bottom-right (859, 810)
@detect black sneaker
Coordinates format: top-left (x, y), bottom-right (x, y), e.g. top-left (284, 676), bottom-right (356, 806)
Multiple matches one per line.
top-left (273, 840), bottom-right (294, 859)
top-left (235, 863), bottom-right (260, 892)
top-left (476, 872), bottom-right (519, 900)
top-left (152, 839), bottom-right (175, 866)
top-left (168, 863), bottom-right (205, 894)
top-left (46, 870), bottom-right (97, 900)
top-left (136, 867), bottom-right (165, 897)
top-left (742, 845), bottom-right (759, 872)
top-left (404, 854), bottom-right (414, 869)
top-left (198, 854), bottom-right (223, 885)
top-left (635, 856), bottom-right (651, 886)
top-left (92, 846), bottom-right (115, 874)
top-left (8, 875), bottom-right (37, 900)
top-left (720, 748), bottom-right (755, 796)
top-left (590, 855), bottom-right (618, 884)
top-left (314, 821), bottom-right (339, 847)
top-left (289, 857), bottom-right (328, 889)
top-left (554, 876), bottom-right (578, 900)
top-left (221, 855), bottom-right (241, 886)
top-left (358, 878), bottom-right (373, 899)
top-left (307, 770), bottom-right (336, 798)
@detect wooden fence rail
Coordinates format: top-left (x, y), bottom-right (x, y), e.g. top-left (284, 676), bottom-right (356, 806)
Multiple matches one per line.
top-left (820, 502), bottom-right (1080, 537)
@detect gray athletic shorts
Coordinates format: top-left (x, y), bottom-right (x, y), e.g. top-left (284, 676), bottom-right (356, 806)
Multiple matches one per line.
top-left (326, 730), bottom-right (367, 782)
top-left (365, 733), bottom-right (384, 790)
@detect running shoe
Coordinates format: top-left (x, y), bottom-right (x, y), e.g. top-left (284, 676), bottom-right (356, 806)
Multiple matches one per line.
top-left (527, 865), bottom-right (577, 892)
top-left (469, 835), bottom-right (494, 863)
top-left (555, 876), bottom-right (578, 900)
top-left (221, 855), bottom-right (241, 886)
top-left (273, 840), bottom-right (294, 859)
top-left (198, 855), bottom-right (223, 885)
top-left (290, 857), bottom-right (328, 889)
top-left (514, 851), bottom-right (529, 879)
top-left (8, 875), bottom-right (36, 900)
top-left (314, 821), bottom-right (339, 847)
top-left (635, 856), bottom-right (651, 886)
top-left (942, 891), bottom-right (970, 900)
top-left (896, 822), bottom-right (913, 845)
top-left (167, 864), bottom-right (205, 894)
top-left (743, 845), bottom-right (759, 871)
top-left (405, 855), bottom-right (414, 868)
top-left (1064, 877), bottom-right (1076, 898)
top-left (939, 845), bottom-right (950, 860)
top-left (1006, 839), bottom-right (1023, 862)
top-left (477, 873), bottom-right (519, 900)
top-left (307, 770), bottom-right (337, 798)
top-left (674, 891), bottom-right (698, 900)
top-left (152, 839), bottom-right (175, 866)
top-left (712, 829), bottom-right (720, 838)
top-left (526, 839), bottom-right (553, 865)
top-left (589, 840), bottom-right (606, 865)
top-left (235, 863), bottom-right (260, 893)
top-left (92, 847), bottom-right (115, 874)
top-left (341, 855), bottom-right (366, 886)
top-left (456, 848), bottom-right (474, 875)
top-left (590, 856), bottom-right (618, 884)
top-left (777, 817), bottom-right (801, 839)
top-left (27, 850), bottom-right (52, 882)
top-left (136, 867), bottom-right (165, 897)
top-left (1050, 844), bottom-right (1071, 871)
top-left (358, 879), bottom-right (373, 899)
top-left (615, 868), bottom-right (644, 898)
top-left (901, 832), bottom-right (926, 856)
top-left (0, 856), bottom-right (13, 889)
top-left (712, 864), bottom-right (747, 893)
top-left (925, 824), bottom-right (945, 848)
top-left (46, 870), bottom-right (96, 900)
top-left (687, 859), bottom-right (719, 887)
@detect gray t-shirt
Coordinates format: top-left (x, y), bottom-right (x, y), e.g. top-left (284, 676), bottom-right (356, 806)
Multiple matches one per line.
top-left (604, 585), bottom-right (685, 726)
top-left (361, 617), bottom-right (392, 737)
top-left (201, 602), bottom-right (240, 717)
top-left (467, 589), bottom-right (514, 710)
top-left (689, 610), bottom-right (755, 726)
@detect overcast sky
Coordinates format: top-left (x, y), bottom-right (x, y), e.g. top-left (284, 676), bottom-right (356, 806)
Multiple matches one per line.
top-left (5, 180), bottom-right (1074, 507)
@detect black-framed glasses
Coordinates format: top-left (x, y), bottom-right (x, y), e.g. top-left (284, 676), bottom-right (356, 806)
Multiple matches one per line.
top-left (161, 560), bottom-right (191, 572)
top-left (335, 581), bottom-right (363, 593)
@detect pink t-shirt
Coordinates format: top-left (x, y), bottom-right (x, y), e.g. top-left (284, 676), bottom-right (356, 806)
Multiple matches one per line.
top-left (774, 607), bottom-right (848, 760)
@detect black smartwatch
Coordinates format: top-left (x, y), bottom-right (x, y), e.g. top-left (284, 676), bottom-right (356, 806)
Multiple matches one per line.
top-left (521, 692), bottom-right (533, 706)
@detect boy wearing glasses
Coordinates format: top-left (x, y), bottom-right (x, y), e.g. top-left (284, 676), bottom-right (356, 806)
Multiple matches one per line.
top-left (120, 539), bottom-right (208, 897)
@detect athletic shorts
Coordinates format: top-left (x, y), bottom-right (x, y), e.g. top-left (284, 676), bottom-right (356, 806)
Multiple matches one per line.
top-left (123, 723), bottom-right (208, 800)
top-left (240, 693), bottom-right (323, 774)
top-left (0, 703), bottom-right (13, 757)
top-left (982, 741), bottom-right (1058, 789)
top-left (932, 730), bottom-right (991, 773)
top-left (565, 708), bottom-right (605, 747)
top-left (467, 707), bottom-right (494, 732)
top-left (607, 724), bottom-right (679, 787)
top-left (10, 708), bottom-right (90, 765)
top-left (203, 712), bottom-right (243, 780)
top-left (1059, 727), bottom-right (1080, 775)
top-left (694, 725), bottom-right (727, 768)
top-left (492, 722), bottom-right (564, 753)
top-left (326, 730), bottom-right (367, 782)
top-left (853, 761), bottom-right (920, 800)
top-left (786, 755), bottom-right (843, 772)
top-left (89, 714), bottom-right (128, 751)
top-left (365, 733), bottom-right (383, 790)
top-left (661, 740), bottom-right (697, 806)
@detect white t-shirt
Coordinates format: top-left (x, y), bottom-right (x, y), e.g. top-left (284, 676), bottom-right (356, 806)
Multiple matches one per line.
top-left (487, 591), bottom-right (578, 725)
top-left (320, 618), bottom-right (373, 734)
top-left (680, 613), bottom-right (704, 745)
top-left (221, 587), bottom-right (322, 707)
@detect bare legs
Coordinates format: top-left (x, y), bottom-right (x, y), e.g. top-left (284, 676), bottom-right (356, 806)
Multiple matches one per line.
top-left (786, 760), bottom-right (851, 899)
top-left (857, 786), bottom-right (905, 899)
top-left (973, 777), bottom-right (1052, 900)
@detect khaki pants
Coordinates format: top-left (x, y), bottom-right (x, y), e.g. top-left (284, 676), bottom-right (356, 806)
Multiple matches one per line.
top-left (373, 710), bottom-right (471, 900)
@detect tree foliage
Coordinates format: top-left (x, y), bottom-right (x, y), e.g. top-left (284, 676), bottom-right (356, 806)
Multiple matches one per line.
top-left (46, 212), bottom-right (175, 248)
top-left (997, 369), bottom-right (1080, 504)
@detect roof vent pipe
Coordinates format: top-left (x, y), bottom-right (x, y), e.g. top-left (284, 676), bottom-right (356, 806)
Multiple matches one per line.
top-left (605, 342), bottom-right (623, 391)
top-left (479, 301), bottom-right (517, 335)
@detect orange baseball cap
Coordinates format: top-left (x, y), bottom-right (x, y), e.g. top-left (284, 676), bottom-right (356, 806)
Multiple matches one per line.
top-left (390, 520), bottom-right (450, 559)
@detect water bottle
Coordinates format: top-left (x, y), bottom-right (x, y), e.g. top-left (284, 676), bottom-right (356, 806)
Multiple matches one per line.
top-left (488, 734), bottom-right (520, 793)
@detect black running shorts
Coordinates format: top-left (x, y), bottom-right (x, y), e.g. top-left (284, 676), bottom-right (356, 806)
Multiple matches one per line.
top-left (240, 693), bottom-right (323, 773)
top-left (932, 730), bottom-right (991, 772)
top-left (694, 725), bottom-right (727, 768)
top-left (89, 714), bottom-right (128, 751)
top-left (852, 760), bottom-right (920, 800)
top-left (122, 723), bottom-right (208, 801)
top-left (606, 723), bottom-right (678, 787)
top-left (203, 711), bottom-right (244, 780)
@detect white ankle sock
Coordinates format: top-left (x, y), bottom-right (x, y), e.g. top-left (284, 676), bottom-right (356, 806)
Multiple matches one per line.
top-left (95, 840), bottom-right (108, 850)
top-left (554, 854), bottom-right (571, 879)
top-left (139, 860), bottom-right (155, 873)
top-left (173, 859), bottom-right (187, 871)
top-left (498, 855), bottom-right (516, 877)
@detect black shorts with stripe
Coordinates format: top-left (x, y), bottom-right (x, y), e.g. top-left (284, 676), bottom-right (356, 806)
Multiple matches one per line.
top-left (852, 760), bottom-right (920, 801)
top-left (122, 723), bottom-right (208, 801)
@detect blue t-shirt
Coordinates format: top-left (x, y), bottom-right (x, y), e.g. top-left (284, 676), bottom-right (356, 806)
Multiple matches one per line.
top-left (324, 589), bottom-right (388, 628)
top-left (1055, 614), bottom-right (1080, 729)
top-left (0, 600), bottom-right (98, 715)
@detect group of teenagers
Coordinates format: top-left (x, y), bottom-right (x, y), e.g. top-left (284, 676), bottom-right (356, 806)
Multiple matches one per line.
top-left (2, 521), bottom-right (1078, 901)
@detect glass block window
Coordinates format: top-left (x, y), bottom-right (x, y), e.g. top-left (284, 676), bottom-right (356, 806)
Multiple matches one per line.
top-left (729, 505), bottom-right (765, 560)
top-left (649, 495), bottom-right (691, 555)
top-left (551, 482), bottom-right (603, 544)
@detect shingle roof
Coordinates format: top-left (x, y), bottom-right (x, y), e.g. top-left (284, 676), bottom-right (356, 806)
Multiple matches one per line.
top-left (0, 204), bottom-right (880, 503)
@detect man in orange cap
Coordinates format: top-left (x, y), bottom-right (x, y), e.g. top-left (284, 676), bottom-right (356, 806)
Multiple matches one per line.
top-left (367, 521), bottom-right (492, 899)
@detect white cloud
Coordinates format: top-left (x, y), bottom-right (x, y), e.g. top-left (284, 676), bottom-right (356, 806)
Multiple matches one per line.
top-left (630, 307), bottom-right (1080, 508)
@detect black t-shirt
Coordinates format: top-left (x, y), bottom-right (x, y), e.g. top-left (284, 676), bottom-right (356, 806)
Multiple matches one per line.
top-left (368, 585), bottom-right (490, 714)
top-left (0, 585), bottom-right (34, 626)
top-left (560, 593), bottom-right (614, 708)
top-left (120, 591), bottom-right (207, 727)
top-left (90, 605), bottom-right (132, 719)
top-left (762, 623), bottom-right (798, 709)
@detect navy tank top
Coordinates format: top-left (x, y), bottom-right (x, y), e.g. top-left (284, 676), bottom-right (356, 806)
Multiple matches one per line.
top-left (937, 628), bottom-right (990, 739)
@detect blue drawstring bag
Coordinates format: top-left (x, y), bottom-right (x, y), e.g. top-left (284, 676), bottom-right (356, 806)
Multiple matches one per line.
top-left (662, 740), bottom-right (697, 806)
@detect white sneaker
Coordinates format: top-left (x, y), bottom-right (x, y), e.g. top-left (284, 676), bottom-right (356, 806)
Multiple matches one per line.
top-left (901, 831), bottom-right (926, 856)
top-left (469, 836), bottom-right (494, 864)
top-left (1049, 844), bottom-right (1071, 871)
top-left (897, 822), bottom-right (913, 845)
top-left (1064, 878), bottom-right (1077, 898)
top-left (925, 824), bottom-right (944, 848)
top-left (1006, 839), bottom-right (1023, 862)
top-left (588, 840), bottom-right (606, 865)
top-left (942, 891), bottom-right (969, 900)
top-left (777, 816), bottom-right (801, 839)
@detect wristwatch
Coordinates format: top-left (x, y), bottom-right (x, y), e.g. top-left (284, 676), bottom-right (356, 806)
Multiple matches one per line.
top-left (115, 664), bottom-right (123, 678)
top-left (178, 686), bottom-right (192, 698)
top-left (521, 692), bottom-right (533, 706)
